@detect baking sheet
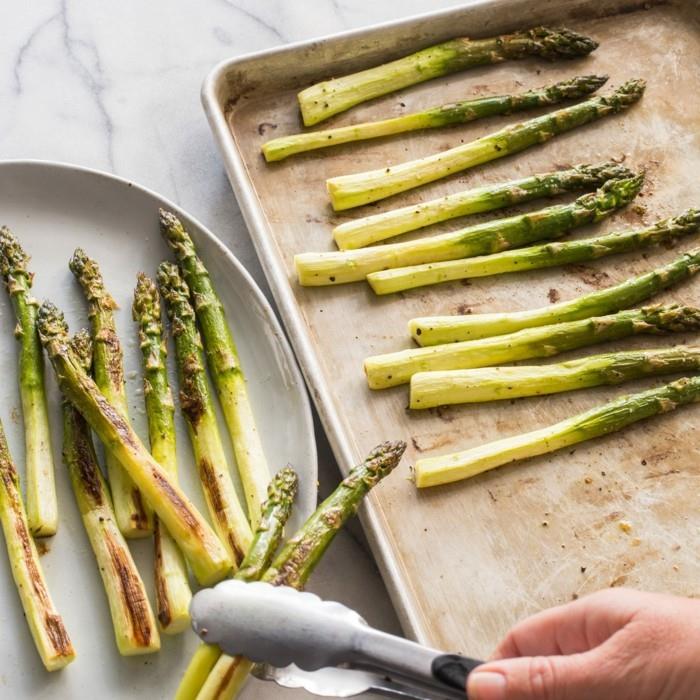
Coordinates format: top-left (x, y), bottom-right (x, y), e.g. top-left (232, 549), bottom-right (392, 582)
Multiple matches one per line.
top-left (203, 0), bottom-right (700, 655)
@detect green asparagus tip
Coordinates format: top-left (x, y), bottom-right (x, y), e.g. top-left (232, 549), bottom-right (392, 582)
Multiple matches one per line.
top-left (644, 304), bottom-right (700, 332)
top-left (156, 262), bottom-right (192, 321)
top-left (0, 226), bottom-right (30, 279)
top-left (266, 466), bottom-right (299, 508)
top-left (578, 174), bottom-right (644, 219)
top-left (158, 209), bottom-right (188, 242)
top-left (546, 74), bottom-right (608, 100)
top-left (359, 440), bottom-right (407, 485)
top-left (604, 79), bottom-right (646, 109)
top-left (37, 301), bottom-right (69, 345)
top-left (132, 272), bottom-right (160, 324)
top-left (574, 161), bottom-right (635, 184)
top-left (667, 208), bottom-right (700, 232)
top-left (525, 26), bottom-right (599, 59)
top-left (68, 247), bottom-right (114, 308)
top-left (68, 329), bottom-right (93, 373)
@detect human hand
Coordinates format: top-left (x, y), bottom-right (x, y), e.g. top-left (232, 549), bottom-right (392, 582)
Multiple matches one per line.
top-left (466, 588), bottom-right (700, 700)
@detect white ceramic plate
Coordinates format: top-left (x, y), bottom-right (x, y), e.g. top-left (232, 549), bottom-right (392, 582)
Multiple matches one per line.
top-left (0, 160), bottom-right (316, 698)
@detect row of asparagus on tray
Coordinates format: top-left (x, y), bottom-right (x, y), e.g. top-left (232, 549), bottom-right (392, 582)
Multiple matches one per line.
top-left (0, 211), bottom-right (407, 697)
top-left (259, 25), bottom-right (700, 493)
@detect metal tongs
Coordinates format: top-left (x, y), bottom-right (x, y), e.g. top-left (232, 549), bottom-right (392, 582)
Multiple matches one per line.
top-left (191, 580), bottom-right (483, 699)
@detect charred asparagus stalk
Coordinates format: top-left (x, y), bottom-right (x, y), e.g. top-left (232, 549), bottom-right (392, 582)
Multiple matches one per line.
top-left (63, 331), bottom-right (160, 654)
top-left (193, 441), bottom-right (406, 700)
top-left (416, 376), bottom-right (700, 487)
top-left (411, 245), bottom-right (700, 345)
top-left (70, 249), bottom-right (152, 537)
top-left (410, 346), bottom-right (700, 408)
top-left (327, 80), bottom-right (645, 210)
top-left (160, 211), bottom-right (270, 526)
top-left (0, 421), bottom-right (75, 670)
top-left (0, 228), bottom-right (57, 536)
top-left (365, 304), bottom-right (700, 389)
top-left (158, 263), bottom-right (252, 568)
top-left (37, 302), bottom-right (232, 585)
top-left (132, 274), bottom-right (192, 634)
top-left (368, 208), bottom-right (700, 294)
top-left (297, 176), bottom-right (641, 285)
top-left (265, 75), bottom-right (607, 162)
top-left (333, 161), bottom-right (633, 249)
top-left (298, 26), bottom-right (598, 125)
top-left (175, 467), bottom-right (299, 700)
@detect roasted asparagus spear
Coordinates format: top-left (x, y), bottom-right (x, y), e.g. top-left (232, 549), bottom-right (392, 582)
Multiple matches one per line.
top-left (410, 346), bottom-right (700, 408)
top-left (37, 301), bottom-right (232, 585)
top-left (411, 245), bottom-right (700, 345)
top-left (298, 26), bottom-right (598, 125)
top-left (297, 176), bottom-right (642, 285)
top-left (368, 208), bottom-right (700, 294)
top-left (132, 273), bottom-right (192, 634)
top-left (326, 80), bottom-right (645, 210)
top-left (415, 376), bottom-right (700, 487)
top-left (265, 75), bottom-right (607, 161)
top-left (365, 305), bottom-right (700, 389)
top-left (191, 441), bottom-right (406, 700)
top-left (0, 420), bottom-right (75, 670)
top-left (0, 228), bottom-right (57, 536)
top-left (158, 263), bottom-right (252, 568)
top-left (63, 331), bottom-right (160, 654)
top-left (175, 467), bottom-right (298, 700)
top-left (70, 249), bottom-right (152, 537)
top-left (160, 211), bottom-right (270, 526)
top-left (333, 161), bottom-right (632, 250)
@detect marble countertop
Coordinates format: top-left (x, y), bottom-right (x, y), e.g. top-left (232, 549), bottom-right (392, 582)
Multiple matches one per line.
top-left (0, 0), bottom-right (464, 697)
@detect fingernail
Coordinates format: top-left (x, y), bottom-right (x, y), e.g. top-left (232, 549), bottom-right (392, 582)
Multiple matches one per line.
top-left (468, 671), bottom-right (507, 700)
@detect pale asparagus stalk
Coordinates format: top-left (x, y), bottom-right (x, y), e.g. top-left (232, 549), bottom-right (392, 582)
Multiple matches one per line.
top-left (368, 208), bottom-right (700, 294)
top-left (160, 210), bottom-right (270, 526)
top-left (63, 330), bottom-right (160, 654)
top-left (411, 245), bottom-right (700, 345)
top-left (265, 75), bottom-right (607, 161)
top-left (410, 346), bottom-right (700, 408)
top-left (365, 305), bottom-right (700, 389)
top-left (70, 249), bottom-right (152, 537)
top-left (333, 161), bottom-right (632, 249)
top-left (0, 420), bottom-right (75, 670)
top-left (158, 263), bottom-right (252, 569)
top-left (298, 26), bottom-right (598, 125)
top-left (133, 273), bottom-right (192, 634)
top-left (0, 227), bottom-right (57, 536)
top-left (297, 176), bottom-right (642, 285)
top-left (415, 376), bottom-right (700, 487)
top-left (326, 80), bottom-right (645, 210)
top-left (37, 301), bottom-right (232, 586)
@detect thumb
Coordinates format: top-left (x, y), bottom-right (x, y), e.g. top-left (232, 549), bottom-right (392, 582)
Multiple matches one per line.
top-left (467, 651), bottom-right (600, 700)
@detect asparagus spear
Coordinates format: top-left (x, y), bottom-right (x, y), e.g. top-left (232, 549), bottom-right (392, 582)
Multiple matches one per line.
top-left (194, 441), bottom-right (406, 700)
top-left (158, 263), bottom-right (252, 568)
top-left (0, 420), bottom-right (75, 671)
top-left (368, 208), bottom-right (700, 294)
top-left (365, 304), bottom-right (700, 389)
top-left (0, 228), bottom-right (57, 536)
top-left (63, 331), bottom-right (160, 654)
top-left (297, 176), bottom-right (641, 286)
top-left (160, 211), bottom-right (270, 526)
top-left (415, 375), bottom-right (700, 487)
top-left (327, 80), bottom-right (645, 210)
top-left (176, 467), bottom-right (299, 700)
top-left (411, 244), bottom-right (700, 345)
top-left (266, 75), bottom-right (607, 162)
top-left (410, 346), bottom-right (700, 408)
top-left (333, 161), bottom-right (633, 250)
top-left (37, 302), bottom-right (232, 585)
top-left (298, 26), bottom-right (598, 125)
top-left (132, 273), bottom-right (192, 634)
top-left (69, 249), bottom-right (152, 537)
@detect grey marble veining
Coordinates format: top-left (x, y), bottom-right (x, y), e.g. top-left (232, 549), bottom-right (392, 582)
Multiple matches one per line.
top-left (0, 1), bottom-right (464, 697)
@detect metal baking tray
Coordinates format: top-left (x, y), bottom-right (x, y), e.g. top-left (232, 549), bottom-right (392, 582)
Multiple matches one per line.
top-left (202, 0), bottom-right (700, 655)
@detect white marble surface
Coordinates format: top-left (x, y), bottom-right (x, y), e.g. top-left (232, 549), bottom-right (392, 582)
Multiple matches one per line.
top-left (0, 0), bottom-right (465, 698)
